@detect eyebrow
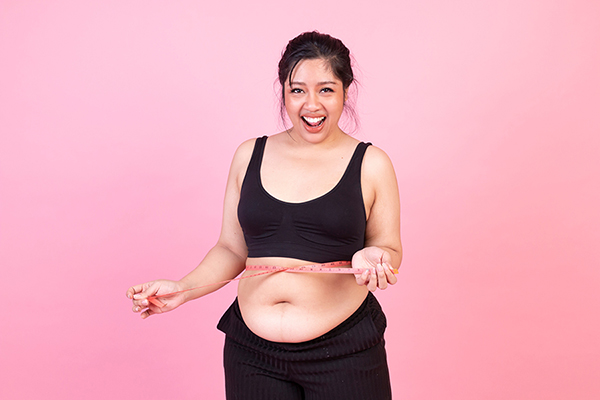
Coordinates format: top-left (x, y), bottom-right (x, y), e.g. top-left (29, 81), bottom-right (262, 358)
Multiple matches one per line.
top-left (290, 80), bottom-right (340, 86)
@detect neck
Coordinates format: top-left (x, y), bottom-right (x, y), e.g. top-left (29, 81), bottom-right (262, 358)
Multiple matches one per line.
top-left (285, 127), bottom-right (346, 148)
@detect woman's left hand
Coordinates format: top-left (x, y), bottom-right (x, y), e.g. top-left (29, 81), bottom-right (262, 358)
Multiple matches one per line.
top-left (352, 246), bottom-right (398, 292)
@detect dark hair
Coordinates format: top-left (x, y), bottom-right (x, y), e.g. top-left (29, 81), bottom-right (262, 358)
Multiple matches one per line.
top-left (277, 31), bottom-right (359, 132)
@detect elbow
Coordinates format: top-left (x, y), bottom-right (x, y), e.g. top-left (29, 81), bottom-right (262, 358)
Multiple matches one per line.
top-left (393, 243), bottom-right (403, 269)
top-left (385, 238), bottom-right (402, 269)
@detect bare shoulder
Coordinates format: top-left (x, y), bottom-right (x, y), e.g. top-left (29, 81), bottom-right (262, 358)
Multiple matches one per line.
top-left (360, 144), bottom-right (399, 215)
top-left (228, 138), bottom-right (258, 187)
top-left (231, 138), bottom-right (258, 167)
top-left (233, 138), bottom-right (257, 160)
top-left (362, 144), bottom-right (397, 181)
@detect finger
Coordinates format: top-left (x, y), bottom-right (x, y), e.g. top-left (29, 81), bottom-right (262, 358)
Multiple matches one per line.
top-left (126, 283), bottom-right (146, 299)
top-left (367, 268), bottom-right (378, 292)
top-left (355, 269), bottom-right (369, 286)
top-left (376, 264), bottom-right (388, 290)
top-left (141, 303), bottom-right (165, 319)
top-left (132, 281), bottom-right (160, 301)
top-left (381, 252), bottom-right (392, 266)
top-left (148, 297), bottom-right (166, 308)
top-left (132, 304), bottom-right (147, 313)
top-left (383, 264), bottom-right (398, 285)
top-left (131, 298), bottom-right (150, 310)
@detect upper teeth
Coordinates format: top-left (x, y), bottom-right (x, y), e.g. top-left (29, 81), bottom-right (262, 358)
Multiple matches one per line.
top-left (304, 117), bottom-right (325, 123)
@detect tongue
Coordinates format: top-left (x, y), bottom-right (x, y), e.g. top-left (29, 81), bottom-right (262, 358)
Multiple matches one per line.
top-left (303, 118), bottom-right (324, 133)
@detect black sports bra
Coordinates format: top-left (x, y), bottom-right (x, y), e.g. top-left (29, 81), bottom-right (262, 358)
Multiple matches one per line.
top-left (237, 136), bottom-right (371, 263)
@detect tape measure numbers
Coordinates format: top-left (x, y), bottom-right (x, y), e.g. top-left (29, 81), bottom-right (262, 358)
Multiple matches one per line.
top-left (147, 261), bottom-right (397, 308)
top-left (246, 261), bottom-right (398, 275)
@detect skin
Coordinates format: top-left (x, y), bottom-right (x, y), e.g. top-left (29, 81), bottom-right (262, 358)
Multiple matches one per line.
top-left (127, 58), bottom-right (402, 343)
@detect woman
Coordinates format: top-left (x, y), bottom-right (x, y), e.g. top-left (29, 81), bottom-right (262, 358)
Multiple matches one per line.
top-left (127, 31), bottom-right (402, 399)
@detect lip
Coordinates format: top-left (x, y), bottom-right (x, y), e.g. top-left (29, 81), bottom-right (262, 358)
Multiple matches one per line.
top-left (299, 115), bottom-right (326, 133)
top-left (300, 115), bottom-right (326, 132)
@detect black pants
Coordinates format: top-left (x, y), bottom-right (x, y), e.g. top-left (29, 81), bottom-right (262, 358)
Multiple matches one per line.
top-left (217, 293), bottom-right (392, 399)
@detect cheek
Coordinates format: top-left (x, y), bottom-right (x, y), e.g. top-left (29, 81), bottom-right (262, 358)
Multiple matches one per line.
top-left (284, 98), bottom-right (301, 117)
top-left (284, 103), bottom-right (294, 119)
top-left (327, 99), bottom-right (345, 118)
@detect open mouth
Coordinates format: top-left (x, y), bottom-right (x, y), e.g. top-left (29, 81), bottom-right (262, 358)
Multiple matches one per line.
top-left (301, 116), bottom-right (326, 127)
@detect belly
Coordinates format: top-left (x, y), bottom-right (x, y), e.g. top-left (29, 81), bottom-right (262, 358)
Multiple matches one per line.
top-left (237, 257), bottom-right (369, 342)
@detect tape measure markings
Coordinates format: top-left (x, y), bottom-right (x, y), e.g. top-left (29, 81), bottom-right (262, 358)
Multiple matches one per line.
top-left (147, 261), bottom-right (397, 308)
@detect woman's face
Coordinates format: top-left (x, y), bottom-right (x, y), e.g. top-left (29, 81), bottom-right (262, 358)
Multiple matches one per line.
top-left (284, 58), bottom-right (346, 143)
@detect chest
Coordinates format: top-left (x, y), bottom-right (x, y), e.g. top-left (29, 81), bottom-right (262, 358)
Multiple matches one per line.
top-left (260, 153), bottom-right (351, 204)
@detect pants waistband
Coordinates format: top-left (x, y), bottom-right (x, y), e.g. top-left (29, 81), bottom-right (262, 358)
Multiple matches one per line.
top-left (217, 292), bottom-right (387, 361)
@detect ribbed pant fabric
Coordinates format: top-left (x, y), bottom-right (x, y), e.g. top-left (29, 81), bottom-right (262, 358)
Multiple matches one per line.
top-left (217, 292), bottom-right (392, 399)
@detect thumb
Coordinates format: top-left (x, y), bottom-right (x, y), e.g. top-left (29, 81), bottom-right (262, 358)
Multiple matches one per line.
top-left (380, 250), bottom-right (392, 265)
top-left (133, 281), bottom-right (160, 300)
top-left (141, 281), bottom-right (169, 308)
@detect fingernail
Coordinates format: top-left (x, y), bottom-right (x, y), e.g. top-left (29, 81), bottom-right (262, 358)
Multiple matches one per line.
top-left (377, 264), bottom-right (383, 272)
top-left (133, 294), bottom-right (142, 300)
top-left (142, 300), bottom-right (148, 306)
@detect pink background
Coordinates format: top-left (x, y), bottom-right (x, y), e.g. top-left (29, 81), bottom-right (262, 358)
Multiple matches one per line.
top-left (1, 1), bottom-right (599, 399)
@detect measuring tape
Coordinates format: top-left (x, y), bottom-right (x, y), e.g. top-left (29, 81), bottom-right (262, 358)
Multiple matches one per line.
top-left (246, 261), bottom-right (398, 275)
top-left (147, 261), bottom-right (397, 307)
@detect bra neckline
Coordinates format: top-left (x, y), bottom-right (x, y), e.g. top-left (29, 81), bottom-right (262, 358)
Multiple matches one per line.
top-left (257, 137), bottom-right (363, 206)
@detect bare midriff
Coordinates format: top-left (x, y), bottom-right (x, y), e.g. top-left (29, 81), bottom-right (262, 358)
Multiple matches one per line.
top-left (237, 257), bottom-right (369, 343)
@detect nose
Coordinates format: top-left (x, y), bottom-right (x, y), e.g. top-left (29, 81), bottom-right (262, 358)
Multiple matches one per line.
top-left (305, 91), bottom-right (320, 111)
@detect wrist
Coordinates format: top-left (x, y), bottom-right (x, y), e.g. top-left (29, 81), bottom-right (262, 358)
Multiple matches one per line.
top-left (176, 279), bottom-right (194, 303)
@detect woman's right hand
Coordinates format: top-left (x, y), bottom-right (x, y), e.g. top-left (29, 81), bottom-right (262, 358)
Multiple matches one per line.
top-left (126, 280), bottom-right (188, 319)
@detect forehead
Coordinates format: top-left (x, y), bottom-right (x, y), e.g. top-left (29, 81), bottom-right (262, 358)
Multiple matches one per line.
top-left (288, 58), bottom-right (340, 84)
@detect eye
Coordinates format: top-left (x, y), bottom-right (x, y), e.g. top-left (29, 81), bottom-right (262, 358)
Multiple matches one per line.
top-left (320, 87), bottom-right (334, 93)
top-left (290, 88), bottom-right (303, 94)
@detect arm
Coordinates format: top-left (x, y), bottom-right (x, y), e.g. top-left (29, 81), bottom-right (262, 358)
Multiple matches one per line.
top-left (176, 139), bottom-right (254, 300)
top-left (126, 139), bottom-right (255, 318)
top-left (353, 145), bottom-right (402, 291)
